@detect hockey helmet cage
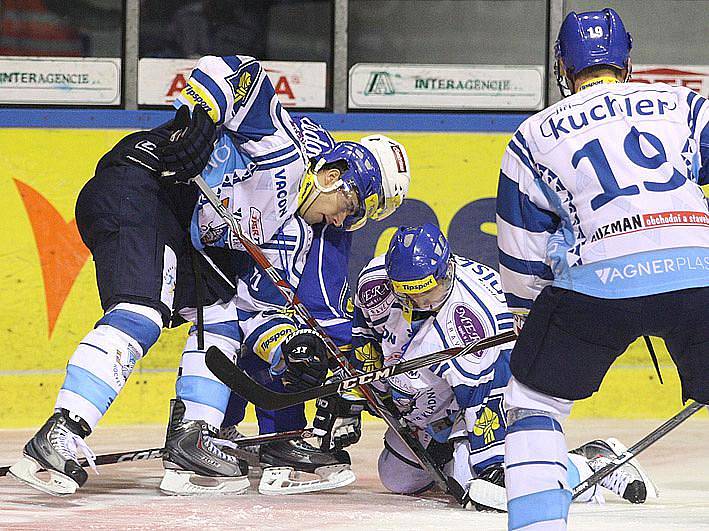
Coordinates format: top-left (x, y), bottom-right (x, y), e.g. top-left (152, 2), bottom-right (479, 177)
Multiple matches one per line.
top-left (554, 8), bottom-right (632, 96)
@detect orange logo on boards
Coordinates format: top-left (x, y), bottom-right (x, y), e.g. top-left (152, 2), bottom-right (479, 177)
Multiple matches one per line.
top-left (14, 179), bottom-right (90, 337)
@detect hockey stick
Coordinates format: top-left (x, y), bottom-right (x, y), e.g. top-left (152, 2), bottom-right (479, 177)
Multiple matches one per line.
top-left (206, 330), bottom-right (517, 410)
top-left (572, 401), bottom-right (704, 499)
top-left (0, 428), bottom-right (313, 477)
top-left (191, 175), bottom-right (469, 503)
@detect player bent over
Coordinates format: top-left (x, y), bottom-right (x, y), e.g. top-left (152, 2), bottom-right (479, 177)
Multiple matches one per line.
top-left (9, 55), bottom-right (406, 497)
top-left (312, 224), bottom-right (654, 510)
top-left (496, 8), bottom-right (708, 529)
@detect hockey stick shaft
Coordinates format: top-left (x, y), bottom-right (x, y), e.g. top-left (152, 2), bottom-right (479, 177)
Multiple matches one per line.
top-left (192, 175), bottom-right (464, 501)
top-left (0, 429), bottom-right (313, 477)
top-left (206, 330), bottom-right (517, 410)
top-left (571, 401), bottom-right (704, 499)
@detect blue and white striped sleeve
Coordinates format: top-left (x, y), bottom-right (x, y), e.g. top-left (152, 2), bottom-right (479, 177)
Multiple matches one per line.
top-left (496, 130), bottom-right (560, 313)
top-left (175, 55), bottom-right (277, 140)
top-left (684, 89), bottom-right (709, 185)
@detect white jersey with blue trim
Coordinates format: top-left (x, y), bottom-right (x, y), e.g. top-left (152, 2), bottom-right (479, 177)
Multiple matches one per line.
top-left (352, 254), bottom-right (513, 468)
top-left (177, 55), bottom-right (307, 250)
top-left (497, 82), bottom-right (709, 311)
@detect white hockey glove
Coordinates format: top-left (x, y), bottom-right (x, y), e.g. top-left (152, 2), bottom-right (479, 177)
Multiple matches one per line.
top-left (312, 389), bottom-right (367, 452)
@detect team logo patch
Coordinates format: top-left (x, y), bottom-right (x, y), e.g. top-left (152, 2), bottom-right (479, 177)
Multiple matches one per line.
top-left (354, 342), bottom-right (383, 373)
top-left (357, 278), bottom-right (393, 316)
top-left (446, 303), bottom-right (486, 353)
top-left (470, 395), bottom-right (507, 451)
top-left (225, 60), bottom-right (261, 110)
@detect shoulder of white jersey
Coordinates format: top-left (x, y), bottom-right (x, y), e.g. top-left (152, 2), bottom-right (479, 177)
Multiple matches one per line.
top-left (175, 55), bottom-right (263, 125)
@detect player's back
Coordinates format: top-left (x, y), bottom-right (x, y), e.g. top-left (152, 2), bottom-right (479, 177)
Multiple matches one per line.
top-left (506, 81), bottom-right (709, 297)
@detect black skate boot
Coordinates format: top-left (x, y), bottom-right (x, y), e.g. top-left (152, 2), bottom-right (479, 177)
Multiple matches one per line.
top-left (257, 439), bottom-right (355, 494)
top-left (9, 409), bottom-right (93, 496)
top-left (571, 438), bottom-right (654, 503)
top-left (218, 424), bottom-right (263, 478)
top-left (465, 462), bottom-right (506, 512)
top-left (160, 399), bottom-right (249, 495)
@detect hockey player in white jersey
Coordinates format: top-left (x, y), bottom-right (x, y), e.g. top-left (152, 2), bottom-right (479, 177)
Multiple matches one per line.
top-left (496, 8), bottom-right (709, 530)
top-left (8, 54), bottom-right (410, 497)
top-left (313, 224), bottom-right (654, 510)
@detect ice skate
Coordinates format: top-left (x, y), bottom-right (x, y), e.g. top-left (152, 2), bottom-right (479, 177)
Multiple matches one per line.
top-left (258, 439), bottom-right (355, 494)
top-left (8, 409), bottom-right (94, 496)
top-left (572, 438), bottom-right (656, 503)
top-left (465, 462), bottom-right (506, 512)
top-left (218, 424), bottom-right (263, 478)
top-left (160, 399), bottom-right (249, 495)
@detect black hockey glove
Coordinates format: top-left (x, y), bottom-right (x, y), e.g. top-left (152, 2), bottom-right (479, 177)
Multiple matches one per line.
top-left (155, 104), bottom-right (217, 183)
top-left (312, 391), bottom-right (366, 451)
top-left (272, 329), bottom-right (329, 391)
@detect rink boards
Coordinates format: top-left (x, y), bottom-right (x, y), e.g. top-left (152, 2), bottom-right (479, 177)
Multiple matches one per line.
top-left (0, 110), bottom-right (704, 427)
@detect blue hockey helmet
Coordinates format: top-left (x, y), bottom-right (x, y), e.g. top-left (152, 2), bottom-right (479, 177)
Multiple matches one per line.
top-left (385, 223), bottom-right (454, 311)
top-left (554, 8), bottom-right (632, 96)
top-left (303, 135), bottom-right (409, 231)
top-left (292, 116), bottom-right (335, 159)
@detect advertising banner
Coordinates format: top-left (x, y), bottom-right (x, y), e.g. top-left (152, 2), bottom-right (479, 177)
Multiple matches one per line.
top-left (349, 64), bottom-right (544, 110)
top-left (138, 58), bottom-right (327, 108)
top-left (0, 57), bottom-right (120, 105)
top-left (633, 64), bottom-right (709, 96)
top-left (0, 126), bottom-right (695, 426)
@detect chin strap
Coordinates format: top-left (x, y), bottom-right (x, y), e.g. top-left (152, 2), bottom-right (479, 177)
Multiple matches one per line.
top-left (297, 159), bottom-right (343, 218)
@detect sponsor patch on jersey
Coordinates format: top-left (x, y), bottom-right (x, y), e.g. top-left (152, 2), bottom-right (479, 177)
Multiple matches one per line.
top-left (358, 278), bottom-right (393, 316)
top-left (254, 324), bottom-right (295, 361)
top-left (180, 82), bottom-right (219, 123)
top-left (225, 60), bottom-right (261, 110)
top-left (249, 207), bottom-right (264, 244)
top-left (591, 210), bottom-right (709, 243)
top-left (446, 303), bottom-right (486, 353)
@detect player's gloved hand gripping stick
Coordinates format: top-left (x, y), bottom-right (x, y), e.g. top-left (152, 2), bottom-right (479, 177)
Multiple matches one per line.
top-left (187, 169), bottom-right (474, 504)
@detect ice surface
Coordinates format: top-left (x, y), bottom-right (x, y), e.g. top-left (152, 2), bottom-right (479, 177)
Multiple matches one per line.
top-left (1, 418), bottom-right (707, 530)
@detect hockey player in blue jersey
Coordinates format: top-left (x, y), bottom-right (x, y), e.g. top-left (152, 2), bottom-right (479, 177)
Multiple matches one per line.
top-left (496, 9), bottom-right (709, 530)
top-left (9, 54), bottom-right (410, 497)
top-left (313, 224), bottom-right (654, 510)
top-left (217, 128), bottom-right (411, 495)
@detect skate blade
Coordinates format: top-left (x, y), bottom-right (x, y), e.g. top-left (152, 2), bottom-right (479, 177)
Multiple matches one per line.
top-left (605, 437), bottom-right (659, 499)
top-left (159, 469), bottom-right (249, 496)
top-left (258, 464), bottom-right (356, 495)
top-left (8, 456), bottom-right (79, 497)
top-left (465, 478), bottom-right (507, 512)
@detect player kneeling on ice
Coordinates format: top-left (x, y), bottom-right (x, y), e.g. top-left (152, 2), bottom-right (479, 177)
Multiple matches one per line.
top-left (8, 54), bottom-right (408, 497)
top-left (312, 224), bottom-right (656, 510)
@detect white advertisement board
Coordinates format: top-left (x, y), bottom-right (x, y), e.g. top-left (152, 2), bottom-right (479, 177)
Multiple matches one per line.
top-left (633, 64), bottom-right (709, 97)
top-left (0, 57), bottom-right (120, 105)
top-left (349, 64), bottom-right (545, 110)
top-left (138, 58), bottom-right (327, 108)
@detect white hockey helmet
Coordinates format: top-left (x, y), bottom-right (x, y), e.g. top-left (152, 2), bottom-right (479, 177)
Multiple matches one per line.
top-left (357, 134), bottom-right (411, 222)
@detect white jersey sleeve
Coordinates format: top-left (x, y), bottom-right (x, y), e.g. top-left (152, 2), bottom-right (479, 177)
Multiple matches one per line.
top-left (497, 82), bottom-right (709, 305)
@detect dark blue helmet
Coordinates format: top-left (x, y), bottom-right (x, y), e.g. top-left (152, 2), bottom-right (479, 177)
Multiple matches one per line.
top-left (385, 224), bottom-right (453, 310)
top-left (554, 8), bottom-right (632, 96)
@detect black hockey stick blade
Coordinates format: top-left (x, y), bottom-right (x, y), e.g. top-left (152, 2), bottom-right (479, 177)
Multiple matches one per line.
top-left (571, 400), bottom-right (704, 499)
top-left (206, 330), bottom-right (517, 411)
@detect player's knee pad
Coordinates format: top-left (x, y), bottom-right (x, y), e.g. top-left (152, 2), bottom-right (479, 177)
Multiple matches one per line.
top-left (377, 429), bottom-right (434, 494)
top-left (57, 303), bottom-right (162, 429)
